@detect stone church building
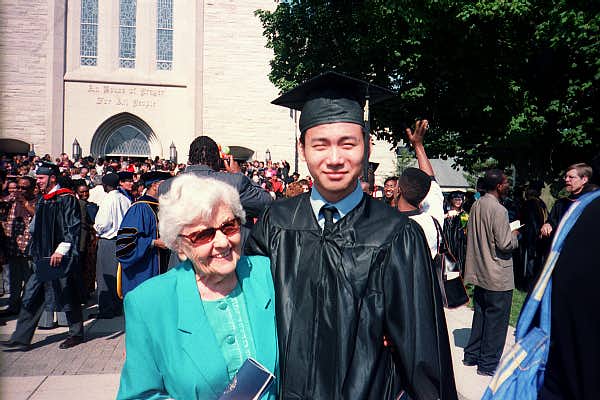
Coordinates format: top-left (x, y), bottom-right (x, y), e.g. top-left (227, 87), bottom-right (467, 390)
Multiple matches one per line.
top-left (1, 0), bottom-right (397, 180)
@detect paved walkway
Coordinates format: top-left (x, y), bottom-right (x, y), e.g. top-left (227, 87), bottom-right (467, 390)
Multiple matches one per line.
top-left (0, 297), bottom-right (515, 399)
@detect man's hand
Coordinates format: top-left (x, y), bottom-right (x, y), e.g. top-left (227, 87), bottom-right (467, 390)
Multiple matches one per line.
top-left (405, 119), bottom-right (429, 147)
top-left (223, 155), bottom-right (241, 173)
top-left (540, 223), bottom-right (553, 237)
top-left (50, 252), bottom-right (63, 267)
top-left (153, 238), bottom-right (168, 249)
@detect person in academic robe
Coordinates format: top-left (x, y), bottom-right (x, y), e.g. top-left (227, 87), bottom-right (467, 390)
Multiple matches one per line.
top-left (117, 175), bottom-right (277, 400)
top-left (0, 162), bottom-right (84, 350)
top-left (116, 171), bottom-right (171, 297)
top-left (246, 72), bottom-right (457, 399)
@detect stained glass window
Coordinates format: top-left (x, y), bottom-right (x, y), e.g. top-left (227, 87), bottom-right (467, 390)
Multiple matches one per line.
top-left (156, 0), bottom-right (173, 70)
top-left (119, 0), bottom-right (137, 68)
top-left (80, 0), bottom-right (98, 66)
top-left (104, 125), bottom-right (150, 156)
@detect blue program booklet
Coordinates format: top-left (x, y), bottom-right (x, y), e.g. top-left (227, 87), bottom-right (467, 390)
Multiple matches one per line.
top-left (34, 256), bottom-right (70, 282)
top-left (219, 358), bottom-right (275, 400)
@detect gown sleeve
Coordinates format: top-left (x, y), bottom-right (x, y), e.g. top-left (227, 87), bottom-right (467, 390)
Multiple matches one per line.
top-left (245, 206), bottom-right (272, 257)
top-left (116, 204), bottom-right (156, 268)
top-left (117, 293), bottom-right (170, 400)
top-left (60, 194), bottom-right (82, 258)
top-left (383, 221), bottom-right (458, 400)
top-left (236, 174), bottom-right (273, 219)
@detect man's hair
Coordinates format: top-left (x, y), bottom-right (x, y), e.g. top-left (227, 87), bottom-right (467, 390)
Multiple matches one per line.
top-left (188, 135), bottom-right (221, 170)
top-left (18, 176), bottom-right (35, 188)
top-left (384, 176), bottom-right (399, 185)
top-left (73, 179), bottom-right (88, 190)
top-left (398, 168), bottom-right (431, 207)
top-left (481, 169), bottom-right (506, 192)
top-left (567, 163), bottom-right (592, 179)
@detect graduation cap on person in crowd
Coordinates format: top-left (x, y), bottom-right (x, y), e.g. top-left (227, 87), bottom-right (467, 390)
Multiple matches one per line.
top-left (271, 71), bottom-right (396, 181)
top-left (35, 161), bottom-right (60, 176)
top-left (272, 71), bottom-right (395, 134)
top-left (141, 171), bottom-right (172, 188)
top-left (118, 171), bottom-right (134, 182)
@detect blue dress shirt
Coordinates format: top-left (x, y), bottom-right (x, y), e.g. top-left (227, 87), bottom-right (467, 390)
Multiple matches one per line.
top-left (309, 181), bottom-right (364, 229)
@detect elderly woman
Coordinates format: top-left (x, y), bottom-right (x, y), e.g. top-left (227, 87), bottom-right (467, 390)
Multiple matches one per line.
top-left (117, 175), bottom-right (277, 400)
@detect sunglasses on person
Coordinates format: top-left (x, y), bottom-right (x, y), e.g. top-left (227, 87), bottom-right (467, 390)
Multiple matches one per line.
top-left (179, 217), bottom-right (241, 246)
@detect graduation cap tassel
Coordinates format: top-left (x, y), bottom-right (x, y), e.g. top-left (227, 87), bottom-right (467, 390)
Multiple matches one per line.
top-left (362, 95), bottom-right (370, 186)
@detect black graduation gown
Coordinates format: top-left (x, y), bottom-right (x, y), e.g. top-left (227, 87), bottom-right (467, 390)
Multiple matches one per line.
top-left (246, 193), bottom-right (457, 400)
top-left (23, 189), bottom-right (81, 312)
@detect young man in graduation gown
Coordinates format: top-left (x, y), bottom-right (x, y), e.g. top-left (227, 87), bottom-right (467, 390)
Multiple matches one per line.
top-left (116, 171), bottom-right (171, 297)
top-left (246, 72), bottom-right (457, 399)
top-left (1, 162), bottom-right (84, 350)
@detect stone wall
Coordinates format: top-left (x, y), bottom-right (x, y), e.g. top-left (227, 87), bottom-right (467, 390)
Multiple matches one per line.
top-left (0, 1), bottom-right (59, 155)
top-left (201, 0), bottom-right (301, 169)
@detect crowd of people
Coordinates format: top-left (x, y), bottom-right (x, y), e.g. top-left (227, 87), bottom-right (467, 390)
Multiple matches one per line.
top-left (1, 71), bottom-right (598, 399)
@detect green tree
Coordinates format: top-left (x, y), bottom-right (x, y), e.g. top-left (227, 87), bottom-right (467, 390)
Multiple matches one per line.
top-left (256, 0), bottom-right (599, 186)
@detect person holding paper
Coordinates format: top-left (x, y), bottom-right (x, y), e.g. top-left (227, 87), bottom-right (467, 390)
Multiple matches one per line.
top-left (117, 174), bottom-right (277, 400)
top-left (463, 169), bottom-right (520, 375)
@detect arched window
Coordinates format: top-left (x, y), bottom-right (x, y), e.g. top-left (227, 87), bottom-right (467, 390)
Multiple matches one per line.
top-left (119, 0), bottom-right (137, 68)
top-left (157, 0), bottom-right (173, 70)
top-left (91, 113), bottom-right (159, 158)
top-left (80, 0), bottom-right (98, 66)
top-left (104, 125), bottom-right (150, 157)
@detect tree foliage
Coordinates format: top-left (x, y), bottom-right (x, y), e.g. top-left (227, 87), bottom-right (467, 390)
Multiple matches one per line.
top-left (256, 0), bottom-right (599, 184)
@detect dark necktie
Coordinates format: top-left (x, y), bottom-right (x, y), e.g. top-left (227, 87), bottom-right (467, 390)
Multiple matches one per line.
top-left (321, 206), bottom-right (336, 233)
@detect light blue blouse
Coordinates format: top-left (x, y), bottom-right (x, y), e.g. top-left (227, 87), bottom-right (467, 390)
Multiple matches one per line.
top-left (202, 283), bottom-right (257, 381)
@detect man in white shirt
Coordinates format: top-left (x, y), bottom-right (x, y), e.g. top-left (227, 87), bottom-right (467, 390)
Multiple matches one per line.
top-left (92, 173), bottom-right (131, 319)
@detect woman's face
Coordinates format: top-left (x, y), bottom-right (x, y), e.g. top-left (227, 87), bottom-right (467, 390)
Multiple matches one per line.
top-left (177, 204), bottom-right (242, 280)
top-left (451, 197), bottom-right (463, 208)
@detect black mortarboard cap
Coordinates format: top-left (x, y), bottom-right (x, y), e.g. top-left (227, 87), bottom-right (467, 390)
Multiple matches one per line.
top-left (36, 161), bottom-right (60, 176)
top-left (118, 171), bottom-right (134, 181)
top-left (271, 71), bottom-right (395, 133)
top-left (141, 171), bottom-right (172, 187)
top-left (102, 173), bottom-right (120, 188)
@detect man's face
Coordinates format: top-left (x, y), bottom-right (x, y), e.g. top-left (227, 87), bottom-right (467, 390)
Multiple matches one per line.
top-left (17, 178), bottom-right (34, 199)
top-left (120, 179), bottom-right (134, 191)
top-left (564, 168), bottom-right (587, 194)
top-left (76, 185), bottom-right (90, 201)
top-left (300, 122), bottom-right (365, 203)
top-left (384, 180), bottom-right (397, 199)
top-left (7, 181), bottom-right (17, 194)
top-left (36, 174), bottom-right (52, 193)
top-left (80, 167), bottom-right (88, 177)
top-left (497, 175), bottom-right (510, 199)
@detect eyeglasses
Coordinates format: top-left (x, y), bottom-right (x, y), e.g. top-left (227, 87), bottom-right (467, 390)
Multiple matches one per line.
top-left (18, 186), bottom-right (31, 190)
top-left (179, 217), bottom-right (241, 246)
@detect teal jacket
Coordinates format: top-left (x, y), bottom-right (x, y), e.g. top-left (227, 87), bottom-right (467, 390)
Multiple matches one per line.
top-left (117, 255), bottom-right (278, 400)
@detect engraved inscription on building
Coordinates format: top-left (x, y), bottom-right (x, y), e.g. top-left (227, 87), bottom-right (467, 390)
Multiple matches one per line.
top-left (87, 84), bottom-right (164, 109)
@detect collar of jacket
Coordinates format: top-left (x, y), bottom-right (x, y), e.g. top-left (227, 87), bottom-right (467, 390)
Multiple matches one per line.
top-left (43, 188), bottom-right (74, 200)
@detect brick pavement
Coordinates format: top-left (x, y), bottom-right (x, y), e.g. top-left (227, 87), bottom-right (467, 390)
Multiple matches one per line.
top-left (0, 300), bottom-right (125, 378)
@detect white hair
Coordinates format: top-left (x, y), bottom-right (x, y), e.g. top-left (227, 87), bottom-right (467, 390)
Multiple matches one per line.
top-left (158, 174), bottom-right (245, 250)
